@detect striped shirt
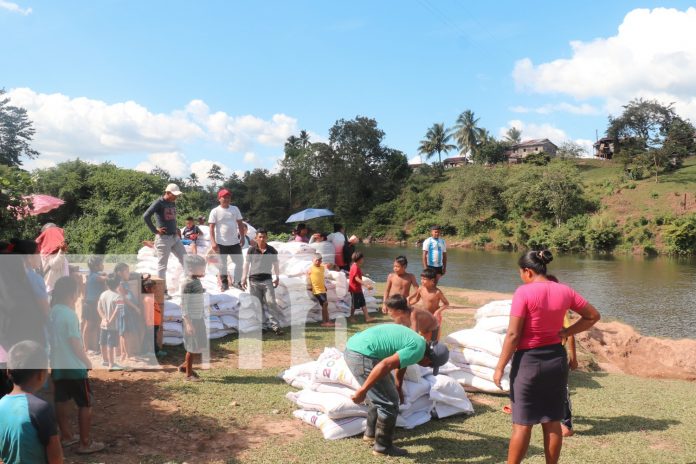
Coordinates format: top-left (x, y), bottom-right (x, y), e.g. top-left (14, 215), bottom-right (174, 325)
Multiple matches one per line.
top-left (181, 278), bottom-right (205, 319)
top-left (422, 237), bottom-right (447, 267)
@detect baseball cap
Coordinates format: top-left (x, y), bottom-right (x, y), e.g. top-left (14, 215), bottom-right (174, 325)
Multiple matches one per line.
top-left (217, 188), bottom-right (232, 199)
top-left (425, 341), bottom-right (449, 376)
top-left (165, 183), bottom-right (183, 196)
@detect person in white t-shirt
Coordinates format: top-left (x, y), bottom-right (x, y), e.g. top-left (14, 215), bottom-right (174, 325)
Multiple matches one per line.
top-left (208, 188), bottom-right (246, 290)
top-left (421, 225), bottom-right (447, 283)
top-left (327, 223), bottom-right (347, 270)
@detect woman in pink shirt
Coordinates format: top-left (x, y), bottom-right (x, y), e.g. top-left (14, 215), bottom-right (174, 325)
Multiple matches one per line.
top-left (494, 250), bottom-right (600, 464)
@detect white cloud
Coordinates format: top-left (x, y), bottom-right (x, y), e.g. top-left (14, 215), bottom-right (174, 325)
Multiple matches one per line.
top-left (189, 159), bottom-right (234, 185)
top-left (135, 152), bottom-right (189, 177)
top-left (0, 0), bottom-right (31, 15)
top-left (509, 102), bottom-right (599, 115)
top-left (408, 155), bottom-right (423, 165)
top-left (513, 7), bottom-right (696, 120)
top-left (243, 152), bottom-right (257, 163)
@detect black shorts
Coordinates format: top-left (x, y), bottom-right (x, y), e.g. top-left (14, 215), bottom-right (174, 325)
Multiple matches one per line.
top-left (99, 328), bottom-right (119, 347)
top-left (314, 293), bottom-right (328, 305)
top-left (351, 291), bottom-right (366, 309)
top-left (54, 378), bottom-right (93, 408)
top-left (81, 300), bottom-right (100, 324)
top-left (427, 266), bottom-right (444, 276)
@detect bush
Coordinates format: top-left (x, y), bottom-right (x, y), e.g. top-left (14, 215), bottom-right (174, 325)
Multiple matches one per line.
top-left (663, 215), bottom-right (696, 254)
top-left (585, 216), bottom-right (621, 252)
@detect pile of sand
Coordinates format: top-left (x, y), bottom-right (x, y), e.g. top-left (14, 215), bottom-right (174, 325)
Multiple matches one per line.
top-left (576, 321), bottom-right (696, 381)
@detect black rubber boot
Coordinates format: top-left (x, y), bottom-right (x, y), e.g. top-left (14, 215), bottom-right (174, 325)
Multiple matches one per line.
top-left (220, 275), bottom-right (230, 291)
top-left (363, 404), bottom-right (378, 443)
top-left (373, 415), bottom-right (408, 457)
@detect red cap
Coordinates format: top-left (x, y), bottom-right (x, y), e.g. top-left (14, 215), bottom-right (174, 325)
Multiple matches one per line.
top-left (217, 188), bottom-right (231, 199)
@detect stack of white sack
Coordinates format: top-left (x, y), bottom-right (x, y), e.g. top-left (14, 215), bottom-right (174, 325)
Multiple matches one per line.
top-left (443, 300), bottom-right (512, 394)
top-left (282, 347), bottom-right (474, 440)
top-left (162, 300), bottom-right (184, 346)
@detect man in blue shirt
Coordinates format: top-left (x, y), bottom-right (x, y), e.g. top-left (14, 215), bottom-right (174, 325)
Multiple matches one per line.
top-left (421, 225), bottom-right (447, 282)
top-left (0, 341), bottom-right (63, 464)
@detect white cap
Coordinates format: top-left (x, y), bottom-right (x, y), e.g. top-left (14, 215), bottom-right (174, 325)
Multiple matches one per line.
top-left (165, 183), bottom-right (183, 196)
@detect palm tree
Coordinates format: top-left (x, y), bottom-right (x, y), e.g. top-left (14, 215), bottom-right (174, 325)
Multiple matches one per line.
top-left (418, 123), bottom-right (456, 164)
top-left (299, 130), bottom-right (311, 149)
top-left (504, 126), bottom-right (522, 144)
top-left (453, 110), bottom-right (482, 159)
top-left (187, 172), bottom-right (200, 188)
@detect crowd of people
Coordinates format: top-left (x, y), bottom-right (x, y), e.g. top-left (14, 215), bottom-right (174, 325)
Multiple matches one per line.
top-left (0, 182), bottom-right (601, 463)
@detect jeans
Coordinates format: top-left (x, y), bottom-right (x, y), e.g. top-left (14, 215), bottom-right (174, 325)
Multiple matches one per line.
top-left (155, 234), bottom-right (186, 285)
top-left (248, 279), bottom-right (282, 331)
top-left (218, 243), bottom-right (243, 285)
top-left (344, 349), bottom-right (399, 420)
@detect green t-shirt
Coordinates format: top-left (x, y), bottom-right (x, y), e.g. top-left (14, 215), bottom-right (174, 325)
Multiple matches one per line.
top-left (48, 304), bottom-right (87, 380)
top-left (346, 324), bottom-right (426, 368)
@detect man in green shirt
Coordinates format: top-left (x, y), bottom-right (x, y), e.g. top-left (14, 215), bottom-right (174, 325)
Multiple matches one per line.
top-left (345, 324), bottom-right (449, 457)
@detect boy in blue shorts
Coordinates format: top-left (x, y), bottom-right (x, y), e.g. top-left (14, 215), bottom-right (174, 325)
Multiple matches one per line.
top-left (97, 275), bottom-right (124, 371)
top-left (0, 341), bottom-right (63, 464)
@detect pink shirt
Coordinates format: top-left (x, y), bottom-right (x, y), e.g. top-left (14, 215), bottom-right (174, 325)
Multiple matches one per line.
top-left (511, 281), bottom-right (588, 350)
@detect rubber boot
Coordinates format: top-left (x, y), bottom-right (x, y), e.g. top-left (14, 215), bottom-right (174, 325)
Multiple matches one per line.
top-left (373, 415), bottom-right (408, 457)
top-left (363, 404), bottom-right (378, 443)
top-left (220, 275), bottom-right (230, 291)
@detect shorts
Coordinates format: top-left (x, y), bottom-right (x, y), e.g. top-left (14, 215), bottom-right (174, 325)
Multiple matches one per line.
top-left (54, 378), bottom-right (93, 408)
top-left (427, 266), bottom-right (444, 276)
top-left (81, 300), bottom-right (100, 324)
top-left (314, 293), bottom-right (328, 306)
top-left (351, 291), bottom-right (366, 309)
top-left (99, 328), bottom-right (119, 347)
top-left (118, 307), bottom-right (138, 335)
top-left (183, 318), bottom-right (207, 354)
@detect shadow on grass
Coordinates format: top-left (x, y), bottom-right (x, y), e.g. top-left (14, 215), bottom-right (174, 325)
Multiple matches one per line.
top-left (573, 415), bottom-right (680, 436)
top-left (569, 370), bottom-right (606, 391)
top-left (207, 374), bottom-right (285, 385)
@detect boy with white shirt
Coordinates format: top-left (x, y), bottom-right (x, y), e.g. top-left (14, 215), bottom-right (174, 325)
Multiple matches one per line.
top-left (208, 188), bottom-right (246, 290)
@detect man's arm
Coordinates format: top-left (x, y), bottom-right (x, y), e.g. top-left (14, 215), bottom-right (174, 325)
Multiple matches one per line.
top-left (241, 253), bottom-right (251, 290)
top-left (70, 337), bottom-right (91, 369)
top-left (421, 250), bottom-right (427, 269)
top-left (273, 260), bottom-right (280, 287)
top-left (142, 200), bottom-right (161, 235)
top-left (395, 367), bottom-right (407, 404)
top-left (442, 251), bottom-right (447, 275)
top-left (209, 219), bottom-right (218, 251)
top-left (237, 219), bottom-right (246, 242)
top-left (351, 353), bottom-right (401, 404)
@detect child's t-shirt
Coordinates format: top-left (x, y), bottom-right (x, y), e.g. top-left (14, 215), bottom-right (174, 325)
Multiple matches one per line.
top-left (308, 265), bottom-right (326, 295)
top-left (181, 278), bottom-right (205, 320)
top-left (348, 263), bottom-right (362, 293)
top-left (48, 304), bottom-right (88, 381)
top-left (0, 393), bottom-right (58, 464)
top-left (182, 225), bottom-right (202, 240)
top-left (98, 289), bottom-right (122, 330)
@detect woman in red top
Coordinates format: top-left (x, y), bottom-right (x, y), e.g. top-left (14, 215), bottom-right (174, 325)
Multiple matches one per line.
top-left (494, 250), bottom-right (600, 464)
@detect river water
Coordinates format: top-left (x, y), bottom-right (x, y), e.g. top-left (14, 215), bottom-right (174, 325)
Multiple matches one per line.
top-left (361, 244), bottom-right (696, 340)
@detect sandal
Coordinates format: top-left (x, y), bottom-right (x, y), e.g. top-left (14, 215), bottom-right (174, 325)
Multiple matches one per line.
top-left (61, 435), bottom-right (79, 447)
top-left (502, 405), bottom-right (512, 415)
top-left (184, 375), bottom-right (202, 382)
top-left (76, 440), bottom-right (105, 454)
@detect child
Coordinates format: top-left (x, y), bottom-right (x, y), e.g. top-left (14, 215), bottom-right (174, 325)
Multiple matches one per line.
top-left (48, 276), bottom-right (104, 455)
top-left (384, 295), bottom-right (439, 341)
top-left (82, 256), bottom-right (106, 354)
top-left (382, 256), bottom-right (418, 313)
top-left (142, 278), bottom-right (165, 357)
top-left (409, 268), bottom-right (449, 340)
top-left (0, 341), bottom-right (63, 464)
top-left (97, 275), bottom-right (123, 371)
top-left (348, 252), bottom-right (377, 323)
top-left (307, 254), bottom-right (336, 328)
top-left (182, 216), bottom-right (203, 255)
top-left (179, 255), bottom-right (208, 381)
top-left (384, 294), bottom-right (412, 327)
top-left (114, 263), bottom-right (141, 363)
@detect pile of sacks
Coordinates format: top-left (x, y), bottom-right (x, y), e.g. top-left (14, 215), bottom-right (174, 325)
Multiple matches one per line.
top-left (135, 237), bottom-right (378, 345)
top-left (443, 300), bottom-right (512, 393)
top-left (281, 347), bottom-right (474, 440)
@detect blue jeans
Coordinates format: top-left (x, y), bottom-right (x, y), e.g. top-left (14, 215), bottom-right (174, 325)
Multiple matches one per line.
top-left (344, 349), bottom-right (399, 420)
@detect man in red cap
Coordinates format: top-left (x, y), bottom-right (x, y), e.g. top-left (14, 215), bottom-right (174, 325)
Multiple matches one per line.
top-left (208, 188), bottom-right (246, 290)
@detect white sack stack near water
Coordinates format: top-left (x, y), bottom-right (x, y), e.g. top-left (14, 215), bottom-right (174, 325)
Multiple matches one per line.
top-left (136, 231), bottom-right (378, 345)
top-left (443, 300), bottom-right (512, 394)
top-left (281, 347), bottom-right (474, 440)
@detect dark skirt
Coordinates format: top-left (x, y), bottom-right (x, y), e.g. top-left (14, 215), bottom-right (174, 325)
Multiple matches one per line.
top-left (510, 343), bottom-right (568, 426)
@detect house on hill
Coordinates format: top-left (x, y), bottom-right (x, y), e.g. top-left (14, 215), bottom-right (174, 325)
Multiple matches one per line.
top-left (442, 156), bottom-right (468, 168)
top-left (506, 139), bottom-right (558, 163)
top-left (594, 137), bottom-right (616, 159)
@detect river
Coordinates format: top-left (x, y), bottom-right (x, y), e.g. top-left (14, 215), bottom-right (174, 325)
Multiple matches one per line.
top-left (360, 244), bottom-right (696, 339)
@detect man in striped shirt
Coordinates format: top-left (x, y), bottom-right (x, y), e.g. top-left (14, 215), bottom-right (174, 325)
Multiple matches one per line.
top-left (421, 225), bottom-right (447, 282)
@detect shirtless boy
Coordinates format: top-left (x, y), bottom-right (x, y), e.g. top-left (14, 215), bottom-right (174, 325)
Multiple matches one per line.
top-left (408, 268), bottom-right (449, 340)
top-left (382, 256), bottom-right (418, 314)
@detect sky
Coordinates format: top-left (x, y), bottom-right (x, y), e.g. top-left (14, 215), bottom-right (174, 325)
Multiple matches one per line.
top-left (3, 0), bottom-right (696, 181)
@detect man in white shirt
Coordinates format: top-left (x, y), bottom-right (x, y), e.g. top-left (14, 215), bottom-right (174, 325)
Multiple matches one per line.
top-left (327, 223), bottom-right (347, 270)
top-left (421, 225), bottom-right (447, 283)
top-left (208, 188), bottom-right (246, 290)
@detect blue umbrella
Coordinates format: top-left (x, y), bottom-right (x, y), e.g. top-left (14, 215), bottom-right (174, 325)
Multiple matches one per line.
top-left (285, 208), bottom-right (334, 223)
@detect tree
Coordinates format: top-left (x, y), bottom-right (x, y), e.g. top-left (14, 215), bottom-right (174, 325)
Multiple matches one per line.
top-left (607, 98), bottom-right (676, 151)
top-left (418, 123), bottom-right (456, 164)
top-left (150, 167), bottom-right (170, 181)
top-left (473, 139), bottom-right (509, 165)
top-left (453, 110), bottom-right (482, 159)
top-left (207, 164), bottom-right (225, 186)
top-left (660, 117), bottom-right (696, 170)
top-left (299, 130), bottom-right (311, 149)
top-left (557, 140), bottom-right (587, 159)
top-left (186, 172), bottom-right (200, 188)
top-left (0, 89), bottom-right (39, 167)
top-left (523, 152), bottom-right (551, 166)
top-left (504, 127), bottom-right (522, 144)
top-left (0, 165), bottom-right (35, 239)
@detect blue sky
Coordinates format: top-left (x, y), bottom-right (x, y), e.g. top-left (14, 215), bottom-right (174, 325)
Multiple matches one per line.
top-left (3, 1), bottom-right (696, 179)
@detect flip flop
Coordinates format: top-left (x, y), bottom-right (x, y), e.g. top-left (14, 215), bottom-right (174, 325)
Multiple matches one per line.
top-left (502, 405), bottom-right (512, 415)
top-left (76, 440), bottom-right (105, 454)
top-left (184, 375), bottom-right (202, 382)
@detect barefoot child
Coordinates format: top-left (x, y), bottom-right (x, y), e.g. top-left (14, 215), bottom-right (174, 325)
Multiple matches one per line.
top-left (114, 263), bottom-right (140, 363)
top-left (382, 256), bottom-right (418, 313)
top-left (97, 275), bottom-right (123, 371)
top-left (141, 278), bottom-right (165, 357)
top-left (179, 255), bottom-right (208, 381)
top-left (306, 254), bottom-right (335, 327)
top-left (349, 252), bottom-right (377, 323)
top-left (182, 216), bottom-right (203, 255)
top-left (409, 268), bottom-right (449, 340)
top-left (0, 341), bottom-right (63, 464)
